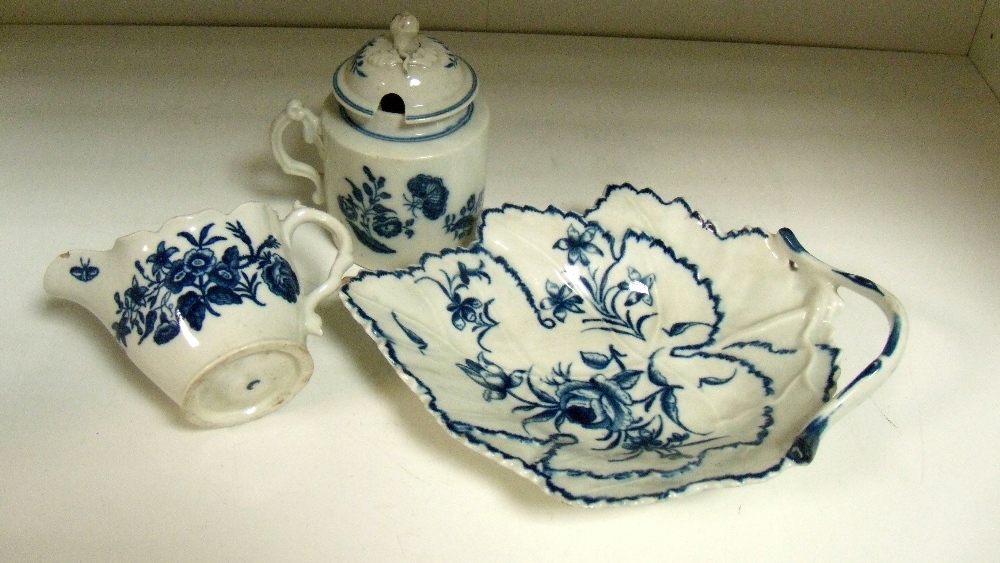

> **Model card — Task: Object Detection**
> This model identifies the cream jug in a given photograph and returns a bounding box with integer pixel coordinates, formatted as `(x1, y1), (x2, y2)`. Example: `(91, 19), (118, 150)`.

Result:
(272, 13), (489, 270)
(44, 203), (353, 427)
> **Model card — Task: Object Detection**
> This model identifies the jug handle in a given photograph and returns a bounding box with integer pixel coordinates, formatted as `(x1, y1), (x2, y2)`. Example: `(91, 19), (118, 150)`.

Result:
(281, 203), (354, 336)
(272, 100), (326, 206)
(779, 228), (908, 464)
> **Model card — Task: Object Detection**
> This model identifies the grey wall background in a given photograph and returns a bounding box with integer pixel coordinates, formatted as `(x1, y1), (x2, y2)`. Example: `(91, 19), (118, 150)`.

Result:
(4, 0), (999, 97)
(0, 1), (992, 55)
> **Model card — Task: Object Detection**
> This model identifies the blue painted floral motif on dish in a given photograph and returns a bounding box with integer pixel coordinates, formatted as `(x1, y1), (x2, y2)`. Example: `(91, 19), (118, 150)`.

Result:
(111, 222), (298, 346)
(393, 227), (778, 468)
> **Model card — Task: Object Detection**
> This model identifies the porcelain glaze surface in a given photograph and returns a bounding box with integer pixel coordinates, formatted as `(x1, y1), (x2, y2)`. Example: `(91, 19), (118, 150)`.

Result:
(341, 184), (907, 505)
(44, 203), (354, 427)
(272, 13), (488, 270)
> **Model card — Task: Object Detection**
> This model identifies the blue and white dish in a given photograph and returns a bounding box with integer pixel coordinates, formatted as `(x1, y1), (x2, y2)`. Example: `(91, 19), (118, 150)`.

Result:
(340, 184), (907, 505)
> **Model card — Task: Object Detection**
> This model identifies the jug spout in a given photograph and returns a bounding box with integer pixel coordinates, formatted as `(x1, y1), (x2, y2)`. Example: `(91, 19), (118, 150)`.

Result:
(44, 250), (116, 326)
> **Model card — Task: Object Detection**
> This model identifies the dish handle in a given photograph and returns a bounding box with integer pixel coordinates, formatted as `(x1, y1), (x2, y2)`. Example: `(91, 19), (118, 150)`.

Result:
(779, 228), (908, 464)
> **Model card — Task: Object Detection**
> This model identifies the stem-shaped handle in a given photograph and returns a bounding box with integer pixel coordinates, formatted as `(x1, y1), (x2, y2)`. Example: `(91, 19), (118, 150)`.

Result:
(281, 203), (354, 336)
(780, 228), (908, 464)
(271, 99), (326, 205)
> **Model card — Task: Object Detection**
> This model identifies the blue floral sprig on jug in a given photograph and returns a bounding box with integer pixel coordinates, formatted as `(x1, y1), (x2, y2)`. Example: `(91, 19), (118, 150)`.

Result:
(444, 192), (483, 241)
(338, 166), (415, 254)
(337, 166), (479, 254)
(111, 221), (299, 347)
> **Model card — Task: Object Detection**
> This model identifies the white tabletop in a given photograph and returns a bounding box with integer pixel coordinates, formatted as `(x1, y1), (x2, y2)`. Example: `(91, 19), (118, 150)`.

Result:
(3, 25), (998, 561)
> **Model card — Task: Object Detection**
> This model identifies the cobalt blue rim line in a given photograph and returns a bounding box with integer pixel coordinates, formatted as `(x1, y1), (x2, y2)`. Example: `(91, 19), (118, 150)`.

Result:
(338, 104), (475, 143)
(332, 56), (478, 121)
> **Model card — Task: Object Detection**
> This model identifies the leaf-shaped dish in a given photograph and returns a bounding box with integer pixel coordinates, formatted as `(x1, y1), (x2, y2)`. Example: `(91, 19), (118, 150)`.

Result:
(341, 184), (906, 505)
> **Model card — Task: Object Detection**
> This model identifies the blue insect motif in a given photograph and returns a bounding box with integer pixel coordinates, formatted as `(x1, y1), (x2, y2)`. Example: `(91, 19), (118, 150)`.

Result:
(70, 258), (100, 282)
(404, 174), (449, 221)
(338, 166), (414, 254)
